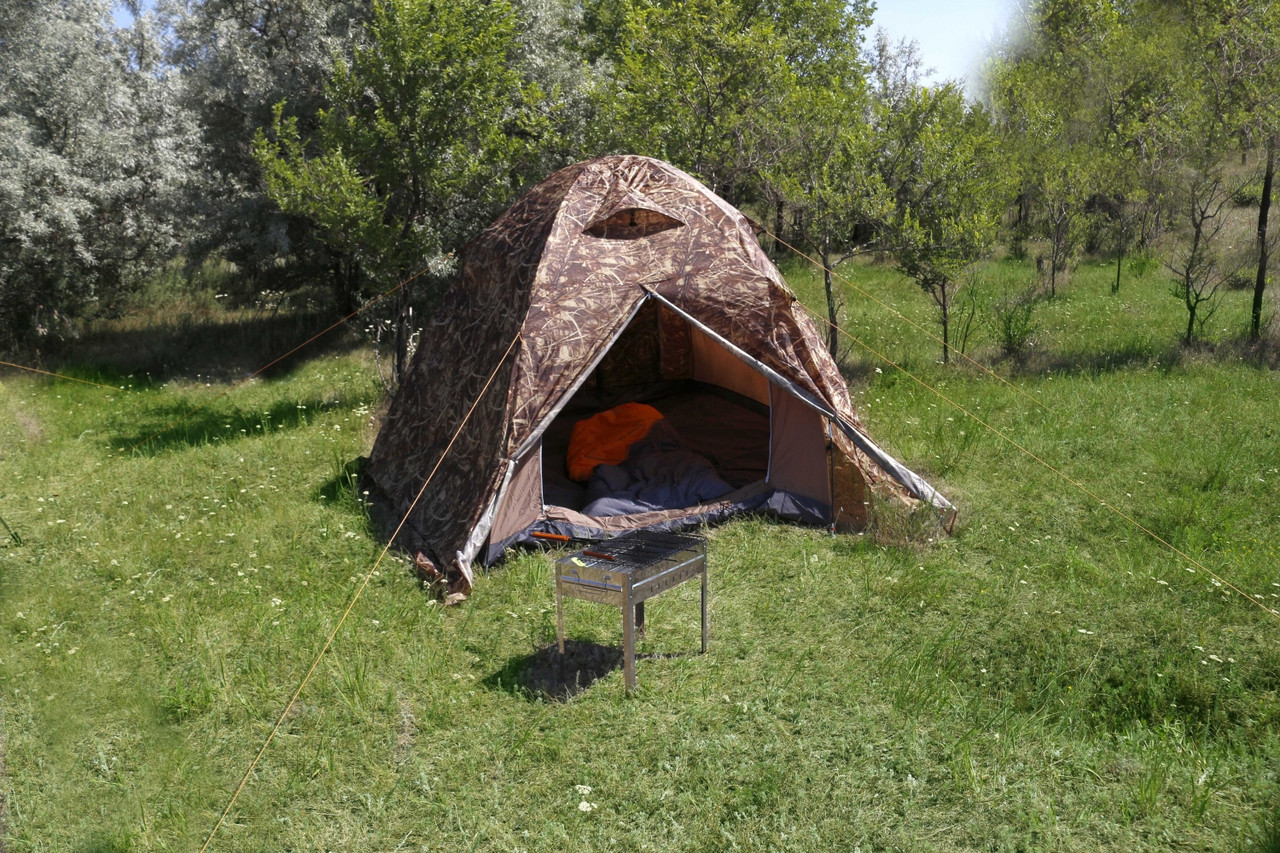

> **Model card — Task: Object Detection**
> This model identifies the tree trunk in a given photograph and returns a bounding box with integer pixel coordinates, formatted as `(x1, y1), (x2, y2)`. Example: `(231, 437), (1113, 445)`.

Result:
(1113, 218), (1126, 295)
(1184, 272), (1197, 347)
(940, 283), (951, 365)
(773, 197), (785, 260)
(1251, 143), (1274, 341)
(822, 241), (838, 359)
(394, 286), (411, 388)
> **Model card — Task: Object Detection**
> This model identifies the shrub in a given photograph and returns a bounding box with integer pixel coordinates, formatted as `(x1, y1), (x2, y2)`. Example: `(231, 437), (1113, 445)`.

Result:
(990, 285), (1039, 358)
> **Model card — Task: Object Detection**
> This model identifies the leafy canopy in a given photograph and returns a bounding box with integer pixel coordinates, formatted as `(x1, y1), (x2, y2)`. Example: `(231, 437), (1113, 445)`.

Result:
(254, 0), (537, 295)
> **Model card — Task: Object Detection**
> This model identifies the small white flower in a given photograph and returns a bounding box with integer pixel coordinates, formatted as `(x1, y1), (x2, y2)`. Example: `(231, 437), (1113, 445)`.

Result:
(578, 801), (596, 813)
(271, 597), (282, 607)
(575, 785), (592, 795)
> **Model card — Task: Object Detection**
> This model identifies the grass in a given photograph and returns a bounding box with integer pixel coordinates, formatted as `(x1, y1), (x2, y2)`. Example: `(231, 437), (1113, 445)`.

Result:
(1, 254), (1279, 851)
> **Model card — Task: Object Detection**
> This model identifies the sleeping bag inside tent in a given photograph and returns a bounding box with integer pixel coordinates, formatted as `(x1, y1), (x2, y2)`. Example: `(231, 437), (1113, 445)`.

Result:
(366, 154), (955, 593)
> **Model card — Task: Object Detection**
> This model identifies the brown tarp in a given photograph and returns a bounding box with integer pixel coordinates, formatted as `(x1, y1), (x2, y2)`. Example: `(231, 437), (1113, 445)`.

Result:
(367, 155), (954, 593)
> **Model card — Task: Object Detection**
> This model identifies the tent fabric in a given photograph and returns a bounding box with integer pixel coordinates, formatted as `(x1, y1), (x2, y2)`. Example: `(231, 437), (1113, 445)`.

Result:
(366, 155), (954, 593)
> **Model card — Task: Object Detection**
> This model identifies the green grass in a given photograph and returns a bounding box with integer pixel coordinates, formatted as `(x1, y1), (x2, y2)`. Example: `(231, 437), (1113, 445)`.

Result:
(2, 257), (1279, 851)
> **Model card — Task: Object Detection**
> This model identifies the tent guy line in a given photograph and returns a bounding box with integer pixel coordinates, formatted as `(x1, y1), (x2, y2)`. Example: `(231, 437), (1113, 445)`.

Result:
(0, 262), (436, 545)
(197, 332), (523, 853)
(0, 360), (129, 392)
(764, 231), (1055, 416)
(120, 272), (426, 458)
(5, 260), (435, 463)
(813, 307), (1279, 624)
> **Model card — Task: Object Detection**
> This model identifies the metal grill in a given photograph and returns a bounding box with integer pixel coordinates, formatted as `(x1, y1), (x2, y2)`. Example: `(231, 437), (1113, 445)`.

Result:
(555, 529), (708, 692)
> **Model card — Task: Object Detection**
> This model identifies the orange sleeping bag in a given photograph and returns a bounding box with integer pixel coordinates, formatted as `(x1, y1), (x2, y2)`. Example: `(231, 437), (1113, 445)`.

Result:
(566, 402), (665, 481)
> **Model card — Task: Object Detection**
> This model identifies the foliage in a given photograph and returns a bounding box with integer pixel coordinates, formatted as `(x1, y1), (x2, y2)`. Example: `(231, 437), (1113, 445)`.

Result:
(882, 85), (1008, 364)
(1183, 0), (1280, 340)
(507, 0), (608, 173)
(0, 0), (196, 352)
(160, 0), (369, 288)
(254, 0), (539, 380)
(985, 0), (1193, 299)
(592, 0), (871, 204)
(990, 284), (1040, 359)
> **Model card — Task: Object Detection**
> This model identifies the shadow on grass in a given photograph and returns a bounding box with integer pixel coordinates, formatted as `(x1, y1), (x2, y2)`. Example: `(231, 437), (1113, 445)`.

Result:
(836, 341), (1192, 387)
(64, 309), (364, 383)
(316, 457), (366, 505)
(105, 394), (374, 456)
(1016, 342), (1184, 378)
(484, 640), (626, 701)
(485, 640), (705, 701)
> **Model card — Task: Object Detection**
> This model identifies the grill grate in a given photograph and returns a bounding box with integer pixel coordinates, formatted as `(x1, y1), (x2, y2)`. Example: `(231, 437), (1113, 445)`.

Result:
(580, 530), (706, 571)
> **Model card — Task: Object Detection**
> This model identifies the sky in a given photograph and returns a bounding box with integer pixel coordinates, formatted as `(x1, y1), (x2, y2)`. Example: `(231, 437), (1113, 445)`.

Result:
(871, 0), (1019, 94)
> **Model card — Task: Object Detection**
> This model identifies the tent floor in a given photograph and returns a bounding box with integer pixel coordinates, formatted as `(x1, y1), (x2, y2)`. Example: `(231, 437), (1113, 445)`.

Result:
(541, 381), (770, 512)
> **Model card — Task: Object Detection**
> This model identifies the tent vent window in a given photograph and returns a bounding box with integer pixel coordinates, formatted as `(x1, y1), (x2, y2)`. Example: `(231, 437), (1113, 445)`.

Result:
(585, 207), (683, 240)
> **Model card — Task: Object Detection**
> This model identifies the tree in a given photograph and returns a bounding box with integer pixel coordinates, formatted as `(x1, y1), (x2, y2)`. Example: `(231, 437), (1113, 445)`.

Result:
(507, 0), (607, 173)
(1186, 0), (1280, 340)
(765, 30), (927, 358)
(1164, 165), (1245, 346)
(161, 0), (369, 291)
(0, 0), (196, 351)
(985, 0), (1182, 296)
(767, 91), (890, 358)
(254, 0), (537, 383)
(881, 85), (1007, 364)
(592, 0), (871, 205)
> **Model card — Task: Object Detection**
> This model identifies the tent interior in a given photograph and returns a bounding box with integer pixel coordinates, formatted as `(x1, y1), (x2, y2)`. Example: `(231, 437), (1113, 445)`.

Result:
(485, 296), (848, 559)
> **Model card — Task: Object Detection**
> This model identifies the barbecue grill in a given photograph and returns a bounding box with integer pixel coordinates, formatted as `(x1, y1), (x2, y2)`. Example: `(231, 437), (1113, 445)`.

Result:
(555, 530), (708, 692)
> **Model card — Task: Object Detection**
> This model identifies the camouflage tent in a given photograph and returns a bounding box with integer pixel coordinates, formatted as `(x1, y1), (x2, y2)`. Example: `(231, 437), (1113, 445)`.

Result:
(367, 155), (954, 593)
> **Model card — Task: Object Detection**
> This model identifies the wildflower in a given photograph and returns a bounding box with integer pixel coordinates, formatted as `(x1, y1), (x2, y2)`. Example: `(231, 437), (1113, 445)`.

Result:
(578, 801), (596, 813)
(575, 785), (592, 795)
(271, 597), (282, 607)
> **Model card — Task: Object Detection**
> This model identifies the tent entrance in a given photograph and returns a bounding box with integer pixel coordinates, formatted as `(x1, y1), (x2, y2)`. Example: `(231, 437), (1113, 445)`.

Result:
(484, 298), (840, 562)
(540, 380), (772, 513)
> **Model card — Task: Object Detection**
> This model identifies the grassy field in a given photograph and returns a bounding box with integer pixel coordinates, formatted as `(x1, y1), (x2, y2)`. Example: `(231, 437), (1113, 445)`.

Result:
(2, 255), (1279, 851)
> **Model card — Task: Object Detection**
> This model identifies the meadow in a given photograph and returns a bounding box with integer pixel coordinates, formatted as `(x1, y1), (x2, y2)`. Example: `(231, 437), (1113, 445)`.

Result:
(1, 254), (1278, 852)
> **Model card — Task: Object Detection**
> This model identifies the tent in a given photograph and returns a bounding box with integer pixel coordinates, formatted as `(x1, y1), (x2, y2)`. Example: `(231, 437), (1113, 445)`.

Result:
(366, 155), (954, 593)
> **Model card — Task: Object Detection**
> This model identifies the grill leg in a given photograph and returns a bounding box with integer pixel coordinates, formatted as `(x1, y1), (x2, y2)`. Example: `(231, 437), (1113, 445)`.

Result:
(556, 582), (565, 655)
(622, 598), (637, 693)
(700, 562), (709, 654)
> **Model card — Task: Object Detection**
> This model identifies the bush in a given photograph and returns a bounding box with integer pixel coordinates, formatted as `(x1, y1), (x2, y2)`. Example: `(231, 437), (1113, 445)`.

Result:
(1232, 176), (1265, 208)
(990, 285), (1039, 358)
(1127, 250), (1160, 278)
